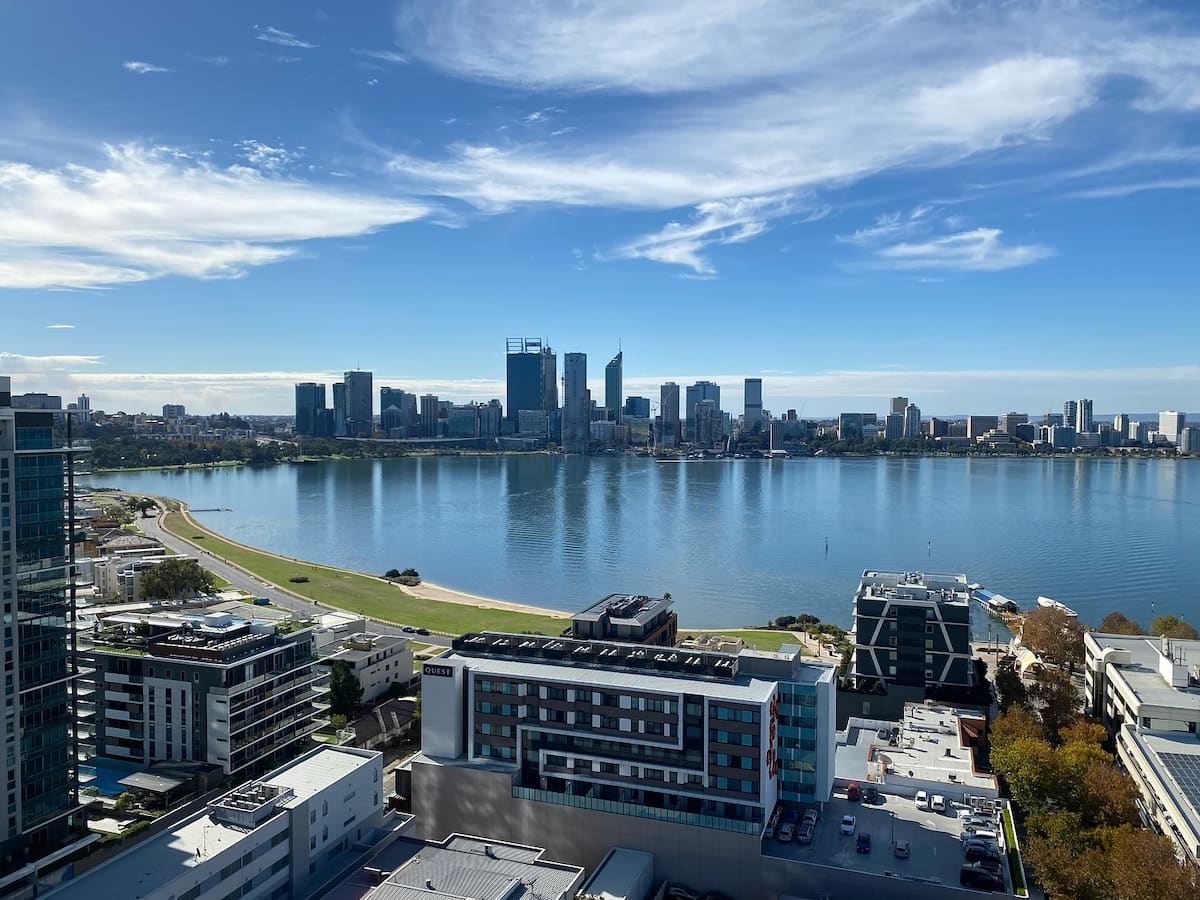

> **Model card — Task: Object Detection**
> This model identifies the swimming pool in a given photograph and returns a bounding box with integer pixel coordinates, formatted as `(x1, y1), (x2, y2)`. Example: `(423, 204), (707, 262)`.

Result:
(78, 757), (143, 797)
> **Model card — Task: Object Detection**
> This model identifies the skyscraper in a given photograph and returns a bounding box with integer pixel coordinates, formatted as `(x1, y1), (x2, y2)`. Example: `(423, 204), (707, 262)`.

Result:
(380, 387), (418, 432)
(420, 394), (440, 437)
(624, 396), (651, 419)
(0, 378), (83, 861)
(903, 403), (922, 438)
(889, 396), (909, 416)
(294, 382), (327, 437)
(605, 351), (623, 423)
(1075, 398), (1094, 434)
(1063, 401), (1077, 432)
(1000, 412), (1028, 435)
(562, 353), (589, 454)
(659, 382), (680, 447)
(332, 382), (347, 438)
(685, 381), (721, 441)
(743, 378), (763, 433)
(1159, 411), (1186, 446)
(541, 345), (558, 413)
(506, 339), (547, 425)
(344, 371), (373, 438)
(1113, 414), (1130, 443)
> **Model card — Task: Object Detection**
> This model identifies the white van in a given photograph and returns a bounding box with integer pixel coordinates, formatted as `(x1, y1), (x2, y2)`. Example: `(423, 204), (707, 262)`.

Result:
(915, 790), (929, 810)
(931, 795), (947, 813)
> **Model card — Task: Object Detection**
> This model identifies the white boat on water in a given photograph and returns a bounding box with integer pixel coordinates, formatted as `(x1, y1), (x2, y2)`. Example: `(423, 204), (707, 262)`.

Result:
(1036, 596), (1078, 618)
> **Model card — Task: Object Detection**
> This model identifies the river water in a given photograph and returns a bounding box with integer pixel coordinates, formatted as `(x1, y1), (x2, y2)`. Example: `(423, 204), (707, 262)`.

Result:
(90, 455), (1199, 630)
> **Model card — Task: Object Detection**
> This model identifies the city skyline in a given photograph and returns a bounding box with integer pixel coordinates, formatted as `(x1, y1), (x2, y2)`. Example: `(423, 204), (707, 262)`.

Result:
(4, 3), (1200, 414)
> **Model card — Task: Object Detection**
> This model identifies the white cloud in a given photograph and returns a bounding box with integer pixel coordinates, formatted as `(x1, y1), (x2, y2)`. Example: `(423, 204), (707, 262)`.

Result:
(254, 25), (317, 49)
(0, 143), (429, 289)
(1070, 177), (1200, 199)
(198, 56), (229, 67)
(870, 228), (1054, 272)
(236, 139), (298, 172)
(45, 323), (76, 329)
(351, 48), (408, 64)
(123, 61), (171, 75)
(614, 194), (799, 275)
(366, 78), (379, 87)
(0, 351), (102, 370)
(381, 2), (1200, 271)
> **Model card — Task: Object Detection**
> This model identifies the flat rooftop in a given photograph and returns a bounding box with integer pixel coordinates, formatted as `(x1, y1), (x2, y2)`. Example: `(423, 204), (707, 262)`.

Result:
(441, 650), (778, 703)
(857, 570), (971, 606)
(1129, 727), (1200, 852)
(323, 633), (409, 665)
(1087, 633), (1200, 715)
(347, 835), (583, 900)
(837, 704), (996, 793)
(573, 593), (672, 626)
(47, 747), (379, 900)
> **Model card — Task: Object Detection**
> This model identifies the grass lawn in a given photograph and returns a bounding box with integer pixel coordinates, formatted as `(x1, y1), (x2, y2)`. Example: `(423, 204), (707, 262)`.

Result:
(160, 509), (567, 636)
(680, 629), (804, 652)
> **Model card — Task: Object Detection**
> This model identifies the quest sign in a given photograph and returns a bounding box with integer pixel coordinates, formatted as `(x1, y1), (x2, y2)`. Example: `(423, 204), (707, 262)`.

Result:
(423, 663), (454, 678)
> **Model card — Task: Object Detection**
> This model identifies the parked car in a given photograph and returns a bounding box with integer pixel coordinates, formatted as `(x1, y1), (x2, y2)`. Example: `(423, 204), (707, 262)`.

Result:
(856, 832), (872, 853)
(764, 806), (782, 839)
(961, 815), (994, 829)
(415, 627), (430, 635)
(862, 785), (880, 804)
(915, 790), (929, 810)
(402, 625), (416, 633)
(960, 863), (1005, 891)
(802, 808), (819, 827)
(965, 844), (1002, 863)
(931, 794), (947, 813)
(893, 840), (910, 859)
(961, 830), (999, 844)
(845, 781), (861, 801)
(797, 822), (815, 844)
(839, 815), (856, 835)
(778, 820), (796, 843)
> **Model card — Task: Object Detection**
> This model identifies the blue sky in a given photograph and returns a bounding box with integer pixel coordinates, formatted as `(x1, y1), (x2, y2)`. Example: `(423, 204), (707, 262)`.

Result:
(2, 1), (1199, 416)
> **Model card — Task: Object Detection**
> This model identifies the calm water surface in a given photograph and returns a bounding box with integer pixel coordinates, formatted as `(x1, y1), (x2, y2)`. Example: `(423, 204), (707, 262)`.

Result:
(92, 456), (1199, 629)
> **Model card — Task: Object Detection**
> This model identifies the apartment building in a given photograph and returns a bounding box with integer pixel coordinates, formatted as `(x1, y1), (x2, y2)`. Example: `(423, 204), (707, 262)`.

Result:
(318, 632), (413, 704)
(850, 570), (974, 693)
(46, 746), (387, 900)
(413, 630), (835, 881)
(1084, 632), (1200, 864)
(570, 593), (678, 647)
(79, 611), (329, 777)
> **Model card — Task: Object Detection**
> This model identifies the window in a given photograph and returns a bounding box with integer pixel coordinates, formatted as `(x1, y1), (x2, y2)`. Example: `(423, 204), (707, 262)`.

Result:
(598, 762), (619, 775)
(643, 768), (664, 781)
(889, 666), (896, 675)
(888, 636), (897, 646)
(925, 670), (934, 679)
(926, 624), (934, 633)
(546, 686), (567, 701)
(925, 639), (934, 649)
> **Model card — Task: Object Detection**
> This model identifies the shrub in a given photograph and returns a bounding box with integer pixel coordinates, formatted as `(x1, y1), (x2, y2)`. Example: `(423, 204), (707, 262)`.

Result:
(288, 575), (310, 583)
(384, 568), (401, 579)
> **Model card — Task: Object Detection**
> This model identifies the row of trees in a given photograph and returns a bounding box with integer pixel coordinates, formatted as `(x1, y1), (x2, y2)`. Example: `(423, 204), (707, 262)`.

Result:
(1099, 611), (1199, 640)
(991, 704), (1197, 898)
(91, 437), (283, 469)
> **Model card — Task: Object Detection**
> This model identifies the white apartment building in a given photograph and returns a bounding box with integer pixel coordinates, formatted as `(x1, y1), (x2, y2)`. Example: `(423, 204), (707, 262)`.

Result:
(319, 633), (413, 703)
(1084, 632), (1200, 864)
(46, 746), (387, 900)
(1158, 410), (1186, 446)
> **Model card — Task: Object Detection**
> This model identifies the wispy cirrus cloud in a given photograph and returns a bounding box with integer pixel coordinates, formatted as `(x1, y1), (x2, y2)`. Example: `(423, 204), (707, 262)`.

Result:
(123, 61), (171, 75)
(351, 48), (407, 65)
(197, 55), (229, 67)
(0, 143), (429, 289)
(869, 228), (1054, 272)
(383, 1), (1200, 272)
(254, 25), (317, 49)
(45, 324), (76, 329)
(614, 194), (823, 275)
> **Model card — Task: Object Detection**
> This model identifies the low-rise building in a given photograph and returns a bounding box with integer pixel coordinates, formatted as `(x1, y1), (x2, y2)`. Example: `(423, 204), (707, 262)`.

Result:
(46, 746), (388, 900)
(319, 633), (413, 704)
(1084, 632), (1200, 864)
(570, 594), (678, 647)
(79, 611), (329, 776)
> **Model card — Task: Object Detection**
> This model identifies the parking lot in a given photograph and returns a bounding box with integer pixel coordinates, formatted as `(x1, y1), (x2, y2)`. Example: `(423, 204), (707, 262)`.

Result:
(763, 792), (1008, 893)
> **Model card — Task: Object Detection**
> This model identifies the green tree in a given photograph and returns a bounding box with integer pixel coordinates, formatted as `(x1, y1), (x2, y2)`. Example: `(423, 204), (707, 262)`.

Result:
(774, 615), (797, 628)
(329, 660), (363, 717)
(1020, 606), (1086, 670)
(1030, 667), (1082, 738)
(1099, 611), (1143, 635)
(1105, 826), (1199, 900)
(114, 792), (135, 812)
(384, 569), (401, 579)
(994, 659), (1028, 713)
(139, 558), (215, 600)
(989, 706), (1045, 752)
(1148, 615), (1199, 640)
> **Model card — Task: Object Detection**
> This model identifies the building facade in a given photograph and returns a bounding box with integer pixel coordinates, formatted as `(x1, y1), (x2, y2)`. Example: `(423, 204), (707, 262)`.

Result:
(0, 379), (83, 862)
(79, 612), (328, 776)
(659, 382), (680, 447)
(506, 339), (552, 425)
(344, 371), (374, 438)
(1075, 398), (1094, 434)
(47, 746), (386, 900)
(569, 594), (678, 647)
(889, 396), (908, 416)
(332, 382), (348, 438)
(685, 382), (721, 442)
(850, 570), (974, 692)
(743, 379), (763, 434)
(562, 353), (589, 454)
(417, 631), (836, 838)
(604, 351), (623, 424)
(1084, 633), (1200, 865)
(320, 633), (413, 705)
(1159, 410), (1186, 446)
(966, 416), (998, 440)
(294, 382), (327, 437)
(902, 403), (922, 439)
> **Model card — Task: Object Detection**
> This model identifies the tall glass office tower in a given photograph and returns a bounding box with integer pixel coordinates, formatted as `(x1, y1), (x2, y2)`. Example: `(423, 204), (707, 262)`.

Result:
(604, 351), (623, 423)
(0, 377), (84, 864)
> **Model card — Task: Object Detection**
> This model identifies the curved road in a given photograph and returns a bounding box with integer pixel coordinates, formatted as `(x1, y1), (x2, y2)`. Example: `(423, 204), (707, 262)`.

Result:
(136, 508), (452, 648)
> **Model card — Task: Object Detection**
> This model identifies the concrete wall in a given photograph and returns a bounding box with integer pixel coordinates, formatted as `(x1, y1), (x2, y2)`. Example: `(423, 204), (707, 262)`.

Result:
(414, 760), (981, 900)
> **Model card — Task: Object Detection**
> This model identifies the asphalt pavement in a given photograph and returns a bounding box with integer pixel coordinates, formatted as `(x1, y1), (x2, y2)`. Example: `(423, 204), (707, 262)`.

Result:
(137, 508), (451, 648)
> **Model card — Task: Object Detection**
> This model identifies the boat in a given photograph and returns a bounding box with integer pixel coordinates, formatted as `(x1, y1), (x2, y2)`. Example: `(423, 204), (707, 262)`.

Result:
(1036, 596), (1078, 618)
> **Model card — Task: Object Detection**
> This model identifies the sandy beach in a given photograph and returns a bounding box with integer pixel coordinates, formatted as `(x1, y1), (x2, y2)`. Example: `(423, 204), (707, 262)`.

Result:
(399, 579), (569, 619)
